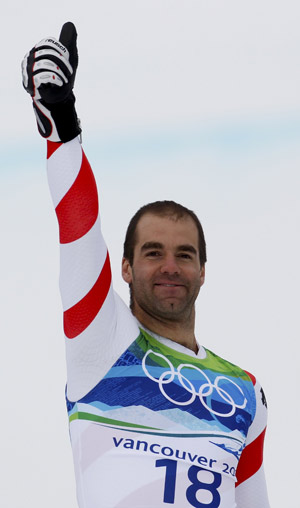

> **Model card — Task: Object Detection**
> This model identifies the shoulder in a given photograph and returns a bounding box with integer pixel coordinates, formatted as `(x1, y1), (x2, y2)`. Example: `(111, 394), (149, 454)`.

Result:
(203, 347), (268, 424)
(203, 346), (258, 388)
(204, 348), (269, 453)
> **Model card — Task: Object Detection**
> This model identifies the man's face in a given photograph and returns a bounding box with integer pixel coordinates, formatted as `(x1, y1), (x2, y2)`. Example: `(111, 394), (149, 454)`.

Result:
(122, 213), (205, 323)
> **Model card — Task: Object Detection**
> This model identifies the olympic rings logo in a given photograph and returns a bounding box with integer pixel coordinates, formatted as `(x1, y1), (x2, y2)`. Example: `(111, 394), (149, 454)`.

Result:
(142, 350), (247, 418)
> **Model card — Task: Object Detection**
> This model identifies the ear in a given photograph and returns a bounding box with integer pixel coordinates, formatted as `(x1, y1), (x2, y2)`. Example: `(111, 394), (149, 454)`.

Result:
(200, 265), (205, 287)
(122, 257), (133, 284)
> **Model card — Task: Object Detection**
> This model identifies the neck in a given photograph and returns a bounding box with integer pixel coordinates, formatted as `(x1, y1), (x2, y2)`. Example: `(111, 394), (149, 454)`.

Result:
(133, 306), (198, 354)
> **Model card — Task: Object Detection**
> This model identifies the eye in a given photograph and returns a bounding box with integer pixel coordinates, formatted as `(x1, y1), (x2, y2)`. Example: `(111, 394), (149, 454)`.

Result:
(178, 253), (192, 259)
(146, 250), (161, 257)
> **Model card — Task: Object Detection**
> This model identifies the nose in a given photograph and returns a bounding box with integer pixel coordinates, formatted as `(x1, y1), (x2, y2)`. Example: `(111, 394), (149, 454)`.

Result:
(160, 254), (180, 275)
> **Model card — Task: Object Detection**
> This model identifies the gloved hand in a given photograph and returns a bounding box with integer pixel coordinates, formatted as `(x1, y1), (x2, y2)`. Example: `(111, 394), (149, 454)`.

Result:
(22, 22), (81, 142)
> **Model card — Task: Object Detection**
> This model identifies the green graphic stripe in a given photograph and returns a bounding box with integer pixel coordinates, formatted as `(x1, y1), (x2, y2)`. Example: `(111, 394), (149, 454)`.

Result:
(99, 424), (244, 444)
(70, 412), (243, 444)
(138, 329), (250, 380)
(69, 412), (160, 431)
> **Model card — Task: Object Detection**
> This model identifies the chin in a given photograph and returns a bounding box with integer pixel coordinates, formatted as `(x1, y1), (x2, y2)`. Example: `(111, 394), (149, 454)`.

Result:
(154, 304), (188, 320)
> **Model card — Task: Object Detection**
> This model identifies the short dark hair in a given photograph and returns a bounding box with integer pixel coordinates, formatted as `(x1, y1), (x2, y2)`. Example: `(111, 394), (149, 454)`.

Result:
(123, 200), (207, 266)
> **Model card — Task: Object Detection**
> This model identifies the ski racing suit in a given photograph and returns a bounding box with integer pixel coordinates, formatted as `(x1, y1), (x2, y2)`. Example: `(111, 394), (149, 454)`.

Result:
(47, 136), (270, 508)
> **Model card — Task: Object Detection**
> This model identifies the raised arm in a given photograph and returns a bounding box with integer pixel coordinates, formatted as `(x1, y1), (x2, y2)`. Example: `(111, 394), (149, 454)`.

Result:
(22, 23), (139, 402)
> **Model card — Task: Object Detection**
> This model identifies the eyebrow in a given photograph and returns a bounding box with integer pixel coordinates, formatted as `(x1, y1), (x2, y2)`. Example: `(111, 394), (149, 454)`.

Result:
(177, 244), (197, 255)
(141, 242), (197, 255)
(141, 242), (164, 251)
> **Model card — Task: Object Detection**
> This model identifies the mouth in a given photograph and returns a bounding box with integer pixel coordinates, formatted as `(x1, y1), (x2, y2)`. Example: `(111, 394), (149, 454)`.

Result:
(154, 283), (184, 288)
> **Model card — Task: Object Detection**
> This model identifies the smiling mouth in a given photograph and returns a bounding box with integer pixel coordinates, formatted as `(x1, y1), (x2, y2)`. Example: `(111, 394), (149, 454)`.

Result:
(154, 283), (183, 287)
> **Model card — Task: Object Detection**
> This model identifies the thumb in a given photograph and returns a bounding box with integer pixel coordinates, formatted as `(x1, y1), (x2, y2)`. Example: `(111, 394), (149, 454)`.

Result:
(59, 22), (78, 71)
(59, 22), (77, 51)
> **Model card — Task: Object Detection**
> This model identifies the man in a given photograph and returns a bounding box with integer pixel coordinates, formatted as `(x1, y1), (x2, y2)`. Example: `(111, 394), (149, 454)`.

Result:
(22, 22), (270, 508)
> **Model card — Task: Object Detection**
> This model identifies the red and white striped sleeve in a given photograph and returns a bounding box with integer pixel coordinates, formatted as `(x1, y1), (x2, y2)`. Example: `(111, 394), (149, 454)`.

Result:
(46, 137), (139, 402)
(235, 372), (270, 508)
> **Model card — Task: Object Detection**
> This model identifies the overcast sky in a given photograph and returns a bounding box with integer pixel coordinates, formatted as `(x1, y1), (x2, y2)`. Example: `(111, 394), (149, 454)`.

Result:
(2, 1), (300, 507)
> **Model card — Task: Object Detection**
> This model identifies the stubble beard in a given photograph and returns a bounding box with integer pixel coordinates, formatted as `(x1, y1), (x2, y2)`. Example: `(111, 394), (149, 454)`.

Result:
(130, 274), (200, 324)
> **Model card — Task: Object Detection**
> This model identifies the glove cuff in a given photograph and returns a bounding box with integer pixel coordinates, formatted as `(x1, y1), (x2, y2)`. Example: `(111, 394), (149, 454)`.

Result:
(33, 93), (81, 143)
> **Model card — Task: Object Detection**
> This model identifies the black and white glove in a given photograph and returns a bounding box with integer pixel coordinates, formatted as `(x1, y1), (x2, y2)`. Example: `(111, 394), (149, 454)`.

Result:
(22, 22), (81, 142)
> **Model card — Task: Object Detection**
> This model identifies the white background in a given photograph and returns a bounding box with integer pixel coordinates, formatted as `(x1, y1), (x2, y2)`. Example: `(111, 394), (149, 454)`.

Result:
(1, 1), (300, 506)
